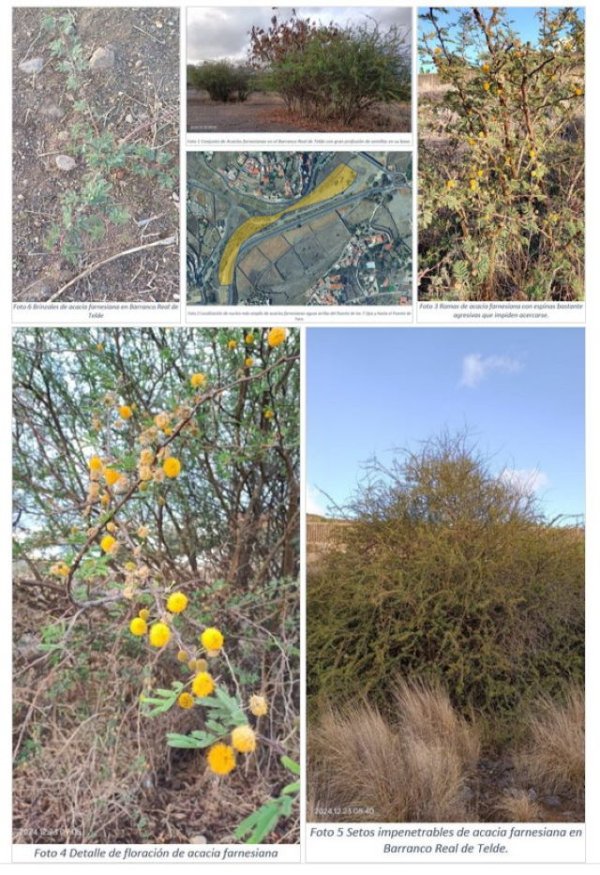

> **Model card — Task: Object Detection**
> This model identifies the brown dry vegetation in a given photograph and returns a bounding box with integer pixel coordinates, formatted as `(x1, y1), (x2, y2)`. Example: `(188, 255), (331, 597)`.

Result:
(309, 681), (480, 823)
(309, 682), (584, 824)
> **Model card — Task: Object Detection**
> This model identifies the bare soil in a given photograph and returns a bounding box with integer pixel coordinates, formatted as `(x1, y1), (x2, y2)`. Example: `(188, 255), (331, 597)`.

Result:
(13, 8), (180, 303)
(187, 89), (411, 134)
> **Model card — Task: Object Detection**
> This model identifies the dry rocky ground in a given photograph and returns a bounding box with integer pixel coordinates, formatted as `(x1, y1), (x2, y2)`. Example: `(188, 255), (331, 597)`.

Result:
(13, 8), (180, 303)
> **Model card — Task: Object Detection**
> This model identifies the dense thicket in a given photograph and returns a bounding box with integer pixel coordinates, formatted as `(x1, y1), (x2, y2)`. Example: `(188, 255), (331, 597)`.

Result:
(308, 435), (584, 717)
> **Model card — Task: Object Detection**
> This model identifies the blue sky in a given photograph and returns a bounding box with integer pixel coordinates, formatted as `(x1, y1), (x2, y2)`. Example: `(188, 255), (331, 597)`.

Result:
(419, 7), (585, 72)
(307, 328), (585, 523)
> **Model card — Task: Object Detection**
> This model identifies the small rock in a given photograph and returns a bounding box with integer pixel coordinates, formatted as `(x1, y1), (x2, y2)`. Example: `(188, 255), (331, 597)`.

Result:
(125, 113), (133, 123)
(155, 20), (163, 29)
(189, 836), (207, 844)
(55, 154), (76, 172)
(89, 46), (115, 72)
(40, 102), (64, 120)
(19, 57), (44, 74)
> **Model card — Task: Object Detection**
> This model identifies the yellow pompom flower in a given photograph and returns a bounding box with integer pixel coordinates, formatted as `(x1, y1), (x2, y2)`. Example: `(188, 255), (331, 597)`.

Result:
(106, 521), (118, 533)
(267, 327), (287, 348)
(138, 608), (150, 621)
(100, 534), (117, 553)
(195, 658), (208, 673)
(227, 339), (238, 350)
(100, 492), (110, 507)
(529, 148), (537, 160)
(187, 658), (198, 671)
(89, 455), (103, 473)
(469, 178), (479, 192)
(200, 627), (224, 652)
(249, 694), (268, 717)
(104, 468), (121, 487)
(244, 357), (254, 367)
(149, 622), (171, 648)
(166, 592), (188, 614)
(177, 692), (195, 710)
(483, 81), (491, 91)
(264, 408), (274, 420)
(154, 412), (170, 430)
(245, 333), (254, 344)
(231, 725), (257, 754)
(163, 457), (182, 478)
(190, 372), (206, 388)
(119, 405), (133, 420)
(177, 650), (188, 663)
(446, 179), (457, 190)
(129, 617), (147, 636)
(139, 449), (154, 466)
(50, 561), (70, 577)
(137, 525), (149, 538)
(482, 62), (490, 73)
(207, 743), (236, 776)
(192, 671), (215, 697)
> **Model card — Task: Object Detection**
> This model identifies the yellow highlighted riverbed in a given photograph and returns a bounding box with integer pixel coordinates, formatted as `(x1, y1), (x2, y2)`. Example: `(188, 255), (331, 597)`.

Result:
(218, 163), (357, 285)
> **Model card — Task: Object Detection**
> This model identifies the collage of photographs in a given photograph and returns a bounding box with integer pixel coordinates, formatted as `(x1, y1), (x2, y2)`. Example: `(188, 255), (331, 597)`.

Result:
(7, 1), (596, 871)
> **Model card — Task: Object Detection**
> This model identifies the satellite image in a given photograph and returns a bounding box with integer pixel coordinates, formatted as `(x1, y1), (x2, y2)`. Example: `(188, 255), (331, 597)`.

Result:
(187, 151), (412, 305)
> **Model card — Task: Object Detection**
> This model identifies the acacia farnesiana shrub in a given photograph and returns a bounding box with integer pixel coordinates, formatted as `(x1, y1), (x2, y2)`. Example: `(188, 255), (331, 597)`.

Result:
(249, 12), (410, 124)
(188, 61), (254, 103)
(308, 435), (584, 718)
(419, 7), (584, 301)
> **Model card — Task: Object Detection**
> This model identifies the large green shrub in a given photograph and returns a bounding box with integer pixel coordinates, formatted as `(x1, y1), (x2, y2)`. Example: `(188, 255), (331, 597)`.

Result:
(250, 14), (410, 124)
(188, 61), (253, 102)
(308, 435), (584, 717)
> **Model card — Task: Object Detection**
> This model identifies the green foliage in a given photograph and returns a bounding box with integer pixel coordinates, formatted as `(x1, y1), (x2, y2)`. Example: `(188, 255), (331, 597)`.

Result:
(308, 434), (584, 719)
(188, 61), (254, 103)
(249, 13), (409, 124)
(140, 682), (184, 717)
(234, 757), (300, 844)
(419, 7), (584, 300)
(166, 688), (248, 748)
(40, 13), (177, 266)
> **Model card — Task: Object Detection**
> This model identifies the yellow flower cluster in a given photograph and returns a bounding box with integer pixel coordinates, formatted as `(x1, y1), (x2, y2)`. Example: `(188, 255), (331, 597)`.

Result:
(166, 591), (188, 614)
(200, 627), (224, 652)
(267, 327), (287, 348)
(190, 372), (206, 389)
(207, 743), (236, 775)
(249, 694), (268, 717)
(192, 671), (215, 697)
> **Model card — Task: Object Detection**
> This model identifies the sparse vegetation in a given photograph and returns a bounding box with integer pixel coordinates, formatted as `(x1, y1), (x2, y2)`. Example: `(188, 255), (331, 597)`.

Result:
(418, 7), (584, 300)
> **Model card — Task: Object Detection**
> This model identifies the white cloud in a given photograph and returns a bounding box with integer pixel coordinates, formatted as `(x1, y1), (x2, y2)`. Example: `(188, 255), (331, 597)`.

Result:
(307, 484), (328, 516)
(501, 468), (550, 495)
(460, 353), (522, 388)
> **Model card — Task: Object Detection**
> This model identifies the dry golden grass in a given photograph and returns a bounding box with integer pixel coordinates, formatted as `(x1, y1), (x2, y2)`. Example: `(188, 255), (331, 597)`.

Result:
(309, 680), (480, 822)
(393, 679), (480, 770)
(515, 686), (584, 802)
(494, 790), (543, 823)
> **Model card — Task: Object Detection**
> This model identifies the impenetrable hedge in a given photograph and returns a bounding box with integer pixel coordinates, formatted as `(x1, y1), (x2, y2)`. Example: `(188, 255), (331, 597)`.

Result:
(308, 435), (584, 718)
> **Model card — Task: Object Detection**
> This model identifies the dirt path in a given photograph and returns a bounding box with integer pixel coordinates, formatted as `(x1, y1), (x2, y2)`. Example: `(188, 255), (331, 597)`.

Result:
(187, 90), (411, 134)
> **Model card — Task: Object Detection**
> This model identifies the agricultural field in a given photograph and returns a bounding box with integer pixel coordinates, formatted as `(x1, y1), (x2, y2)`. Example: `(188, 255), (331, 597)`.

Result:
(187, 8), (411, 134)
(418, 7), (584, 301)
(13, 328), (300, 844)
(13, 8), (179, 303)
(187, 151), (412, 306)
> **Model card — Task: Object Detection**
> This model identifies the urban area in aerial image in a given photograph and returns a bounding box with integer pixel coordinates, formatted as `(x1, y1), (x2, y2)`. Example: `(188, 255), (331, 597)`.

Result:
(187, 151), (412, 306)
